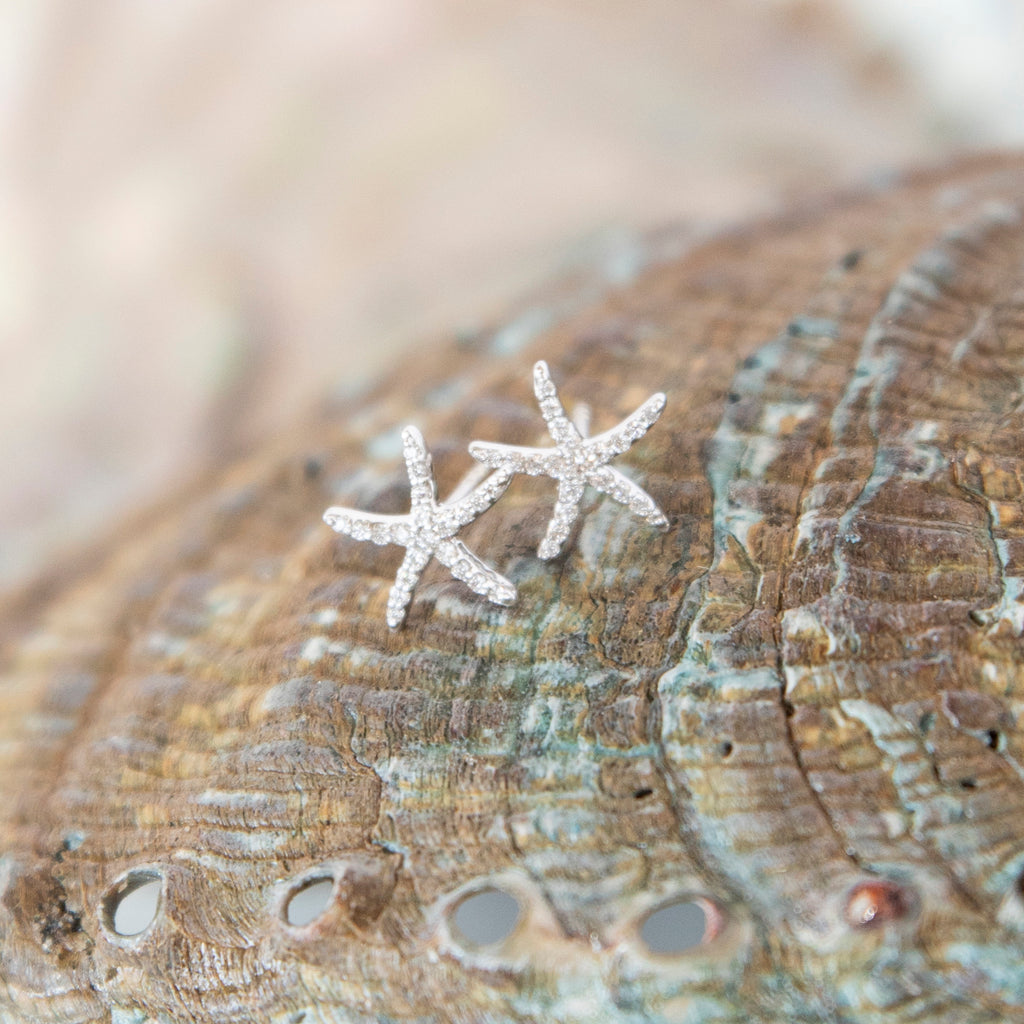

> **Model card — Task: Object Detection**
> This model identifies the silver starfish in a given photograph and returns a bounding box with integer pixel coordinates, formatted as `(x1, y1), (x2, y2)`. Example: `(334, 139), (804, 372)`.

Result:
(323, 426), (516, 628)
(469, 360), (668, 559)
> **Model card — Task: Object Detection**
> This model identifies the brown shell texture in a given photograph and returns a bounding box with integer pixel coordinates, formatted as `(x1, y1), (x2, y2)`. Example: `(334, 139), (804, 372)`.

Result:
(6, 153), (1024, 1024)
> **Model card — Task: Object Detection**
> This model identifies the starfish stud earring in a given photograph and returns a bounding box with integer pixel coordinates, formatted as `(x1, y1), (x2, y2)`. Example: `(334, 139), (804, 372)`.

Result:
(469, 360), (668, 559)
(324, 426), (516, 627)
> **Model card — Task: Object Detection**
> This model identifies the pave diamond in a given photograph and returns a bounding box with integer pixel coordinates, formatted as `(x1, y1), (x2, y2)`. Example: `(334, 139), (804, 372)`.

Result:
(469, 360), (667, 559)
(324, 426), (515, 628)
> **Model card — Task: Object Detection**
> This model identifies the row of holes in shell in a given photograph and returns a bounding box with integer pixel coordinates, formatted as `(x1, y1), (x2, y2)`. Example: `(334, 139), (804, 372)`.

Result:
(102, 868), (724, 956)
(103, 867), (913, 957)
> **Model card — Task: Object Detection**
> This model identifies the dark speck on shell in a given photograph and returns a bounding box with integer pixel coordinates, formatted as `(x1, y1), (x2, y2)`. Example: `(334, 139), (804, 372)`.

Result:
(5, 154), (1024, 1022)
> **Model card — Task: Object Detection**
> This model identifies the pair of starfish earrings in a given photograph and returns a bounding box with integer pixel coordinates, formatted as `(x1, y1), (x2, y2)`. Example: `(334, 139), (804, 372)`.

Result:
(323, 361), (668, 627)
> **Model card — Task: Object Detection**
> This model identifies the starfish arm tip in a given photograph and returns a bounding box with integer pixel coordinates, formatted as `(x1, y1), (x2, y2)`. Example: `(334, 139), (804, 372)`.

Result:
(468, 442), (497, 462)
(386, 587), (413, 628)
(401, 424), (433, 468)
(385, 593), (406, 627)
(537, 538), (562, 560)
(468, 441), (505, 467)
(323, 507), (363, 537)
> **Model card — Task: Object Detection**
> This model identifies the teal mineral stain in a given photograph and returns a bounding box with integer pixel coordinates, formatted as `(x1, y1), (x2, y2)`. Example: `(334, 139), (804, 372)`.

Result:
(490, 308), (553, 357)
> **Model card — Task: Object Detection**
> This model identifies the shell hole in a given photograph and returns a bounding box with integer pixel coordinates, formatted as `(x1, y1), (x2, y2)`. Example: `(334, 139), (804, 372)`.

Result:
(450, 888), (522, 948)
(104, 871), (162, 937)
(986, 730), (1000, 750)
(633, 788), (654, 800)
(285, 877), (335, 927)
(640, 898), (720, 955)
(719, 740), (734, 758)
(844, 880), (910, 928)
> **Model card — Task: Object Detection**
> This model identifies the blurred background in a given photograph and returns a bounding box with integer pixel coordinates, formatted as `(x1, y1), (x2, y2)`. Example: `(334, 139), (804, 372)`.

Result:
(1, 0), (1023, 591)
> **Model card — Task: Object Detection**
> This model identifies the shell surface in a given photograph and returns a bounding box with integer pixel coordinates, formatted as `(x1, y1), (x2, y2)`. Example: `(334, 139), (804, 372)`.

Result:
(4, 155), (1024, 1022)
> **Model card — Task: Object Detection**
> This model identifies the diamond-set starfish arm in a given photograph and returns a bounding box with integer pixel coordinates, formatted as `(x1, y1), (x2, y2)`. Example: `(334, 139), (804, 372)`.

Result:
(386, 545), (432, 628)
(468, 360), (668, 559)
(586, 465), (668, 527)
(540, 478), (587, 560)
(435, 539), (517, 605)
(588, 391), (667, 460)
(533, 360), (583, 447)
(467, 441), (565, 480)
(442, 465), (518, 530)
(401, 426), (439, 508)
(323, 425), (516, 628)
(321, 508), (411, 547)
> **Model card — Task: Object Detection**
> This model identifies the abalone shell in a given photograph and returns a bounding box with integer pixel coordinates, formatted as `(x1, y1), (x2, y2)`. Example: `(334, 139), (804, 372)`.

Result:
(4, 153), (1024, 1023)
